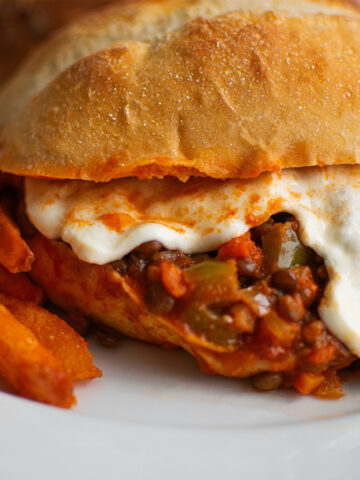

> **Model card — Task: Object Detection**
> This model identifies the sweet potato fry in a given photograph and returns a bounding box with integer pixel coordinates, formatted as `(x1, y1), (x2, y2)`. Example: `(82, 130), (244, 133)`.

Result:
(0, 207), (34, 273)
(0, 303), (75, 407)
(0, 294), (102, 381)
(0, 265), (43, 304)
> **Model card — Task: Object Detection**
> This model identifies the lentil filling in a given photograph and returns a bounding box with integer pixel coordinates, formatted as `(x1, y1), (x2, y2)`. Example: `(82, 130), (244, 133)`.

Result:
(112, 213), (355, 398)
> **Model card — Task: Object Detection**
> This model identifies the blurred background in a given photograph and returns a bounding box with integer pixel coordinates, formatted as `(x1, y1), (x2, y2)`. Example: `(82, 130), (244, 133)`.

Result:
(0, 0), (119, 84)
(0, 0), (359, 86)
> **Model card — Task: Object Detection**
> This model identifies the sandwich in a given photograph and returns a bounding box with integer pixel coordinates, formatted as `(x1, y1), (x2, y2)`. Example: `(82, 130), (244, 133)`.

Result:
(1, 0), (360, 397)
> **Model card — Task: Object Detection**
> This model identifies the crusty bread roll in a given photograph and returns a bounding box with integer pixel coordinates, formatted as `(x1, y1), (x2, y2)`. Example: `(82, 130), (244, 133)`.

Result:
(1, 0), (360, 181)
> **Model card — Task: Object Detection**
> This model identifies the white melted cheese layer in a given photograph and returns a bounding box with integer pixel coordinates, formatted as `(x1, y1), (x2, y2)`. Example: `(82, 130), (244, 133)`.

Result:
(25, 165), (360, 355)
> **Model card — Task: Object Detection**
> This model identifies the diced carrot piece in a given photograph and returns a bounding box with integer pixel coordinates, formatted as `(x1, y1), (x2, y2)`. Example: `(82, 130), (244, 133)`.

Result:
(294, 372), (324, 395)
(0, 294), (102, 381)
(160, 261), (187, 298)
(314, 371), (344, 399)
(218, 232), (262, 262)
(0, 207), (34, 273)
(306, 344), (336, 365)
(0, 265), (43, 304)
(0, 303), (75, 407)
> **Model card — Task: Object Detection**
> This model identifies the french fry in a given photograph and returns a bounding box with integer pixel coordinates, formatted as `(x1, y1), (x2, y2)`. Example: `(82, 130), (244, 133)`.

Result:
(0, 207), (34, 273)
(0, 294), (102, 381)
(0, 265), (43, 304)
(0, 303), (75, 407)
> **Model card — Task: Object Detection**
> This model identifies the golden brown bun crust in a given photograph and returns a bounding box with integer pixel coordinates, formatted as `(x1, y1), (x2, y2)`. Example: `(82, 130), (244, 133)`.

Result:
(1, 0), (360, 180)
(28, 234), (298, 378)
(1, 0), (355, 128)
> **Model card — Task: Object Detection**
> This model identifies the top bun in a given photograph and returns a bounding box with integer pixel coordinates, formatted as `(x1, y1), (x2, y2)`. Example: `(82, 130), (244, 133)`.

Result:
(0, 0), (360, 181)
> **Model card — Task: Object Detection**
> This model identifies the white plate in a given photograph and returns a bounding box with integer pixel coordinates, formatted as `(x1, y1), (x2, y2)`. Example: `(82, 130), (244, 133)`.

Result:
(1, 338), (360, 479)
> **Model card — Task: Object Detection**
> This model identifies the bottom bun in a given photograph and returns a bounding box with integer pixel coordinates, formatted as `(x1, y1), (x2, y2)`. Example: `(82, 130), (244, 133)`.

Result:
(28, 233), (353, 388)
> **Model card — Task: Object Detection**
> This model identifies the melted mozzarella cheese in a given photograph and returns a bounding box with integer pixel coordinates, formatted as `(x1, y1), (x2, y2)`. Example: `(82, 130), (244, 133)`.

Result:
(25, 165), (360, 355)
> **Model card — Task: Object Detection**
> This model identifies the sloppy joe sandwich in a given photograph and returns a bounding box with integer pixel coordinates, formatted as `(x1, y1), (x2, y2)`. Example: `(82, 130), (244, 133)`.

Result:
(2, 0), (360, 396)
